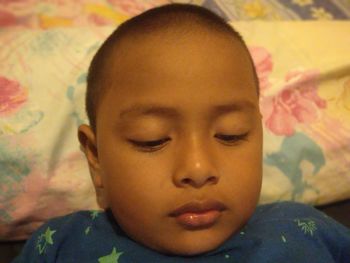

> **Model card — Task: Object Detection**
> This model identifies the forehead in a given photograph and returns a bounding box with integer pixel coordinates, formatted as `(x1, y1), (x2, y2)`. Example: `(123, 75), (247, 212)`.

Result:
(115, 30), (250, 70)
(112, 31), (253, 81)
(97, 30), (257, 118)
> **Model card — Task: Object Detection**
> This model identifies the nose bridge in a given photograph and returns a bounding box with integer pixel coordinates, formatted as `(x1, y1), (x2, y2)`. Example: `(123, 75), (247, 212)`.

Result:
(188, 134), (211, 171)
(173, 132), (219, 188)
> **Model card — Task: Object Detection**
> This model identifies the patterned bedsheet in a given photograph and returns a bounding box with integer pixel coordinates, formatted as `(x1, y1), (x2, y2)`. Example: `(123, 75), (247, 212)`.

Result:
(0, 0), (349, 29)
(0, 0), (349, 241)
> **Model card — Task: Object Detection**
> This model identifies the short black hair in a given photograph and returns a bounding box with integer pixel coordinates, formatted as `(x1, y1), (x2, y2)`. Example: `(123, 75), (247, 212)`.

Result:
(86, 3), (259, 131)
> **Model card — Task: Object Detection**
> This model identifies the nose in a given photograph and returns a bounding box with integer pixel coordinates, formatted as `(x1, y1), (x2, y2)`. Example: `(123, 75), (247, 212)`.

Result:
(172, 136), (219, 188)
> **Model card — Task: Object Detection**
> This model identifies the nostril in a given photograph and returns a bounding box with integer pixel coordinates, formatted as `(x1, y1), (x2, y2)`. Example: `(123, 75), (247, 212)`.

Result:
(181, 178), (192, 185)
(208, 176), (218, 184)
(180, 175), (218, 186)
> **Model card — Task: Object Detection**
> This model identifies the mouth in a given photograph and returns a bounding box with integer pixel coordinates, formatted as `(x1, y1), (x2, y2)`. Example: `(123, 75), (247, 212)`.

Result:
(169, 200), (227, 230)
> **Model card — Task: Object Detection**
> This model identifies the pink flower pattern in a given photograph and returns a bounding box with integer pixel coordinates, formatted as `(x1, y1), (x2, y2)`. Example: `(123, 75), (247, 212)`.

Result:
(249, 47), (327, 136)
(108, 0), (168, 16)
(249, 46), (273, 92)
(0, 9), (17, 27)
(0, 76), (28, 117)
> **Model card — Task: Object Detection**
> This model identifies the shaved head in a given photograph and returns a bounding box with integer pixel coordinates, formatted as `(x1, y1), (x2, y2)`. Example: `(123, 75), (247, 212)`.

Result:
(86, 3), (258, 131)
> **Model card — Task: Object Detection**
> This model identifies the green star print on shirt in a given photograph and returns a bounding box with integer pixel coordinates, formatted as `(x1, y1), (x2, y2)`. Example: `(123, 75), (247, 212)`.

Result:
(98, 247), (123, 263)
(36, 227), (56, 254)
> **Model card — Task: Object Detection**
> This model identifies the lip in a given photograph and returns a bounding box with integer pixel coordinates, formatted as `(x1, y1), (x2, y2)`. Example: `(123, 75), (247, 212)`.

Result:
(169, 200), (227, 230)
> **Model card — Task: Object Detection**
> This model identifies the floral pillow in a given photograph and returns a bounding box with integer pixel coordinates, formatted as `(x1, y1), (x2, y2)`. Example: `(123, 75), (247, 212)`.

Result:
(1, 22), (349, 240)
(242, 22), (350, 204)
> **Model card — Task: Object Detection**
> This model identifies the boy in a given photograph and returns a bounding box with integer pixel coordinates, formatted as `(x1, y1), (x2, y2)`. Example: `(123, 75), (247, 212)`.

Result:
(13, 4), (350, 262)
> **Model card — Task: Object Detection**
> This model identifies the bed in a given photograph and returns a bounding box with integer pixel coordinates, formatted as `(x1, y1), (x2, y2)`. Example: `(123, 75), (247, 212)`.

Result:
(1, 1), (349, 262)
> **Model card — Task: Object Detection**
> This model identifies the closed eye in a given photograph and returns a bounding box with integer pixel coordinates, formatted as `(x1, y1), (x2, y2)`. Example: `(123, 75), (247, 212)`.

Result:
(128, 138), (170, 151)
(215, 133), (248, 144)
(128, 133), (248, 151)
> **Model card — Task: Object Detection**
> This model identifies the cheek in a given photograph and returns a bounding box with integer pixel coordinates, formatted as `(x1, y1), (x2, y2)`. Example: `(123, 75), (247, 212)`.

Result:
(220, 133), (263, 204)
(98, 144), (171, 216)
(221, 154), (261, 200)
(100, 149), (170, 193)
(100, 152), (153, 200)
(99, 151), (173, 250)
(100, 155), (161, 236)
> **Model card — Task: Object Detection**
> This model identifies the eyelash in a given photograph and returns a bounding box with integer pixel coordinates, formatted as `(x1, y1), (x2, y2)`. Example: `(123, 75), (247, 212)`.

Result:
(129, 133), (248, 152)
(214, 133), (248, 144)
(128, 138), (170, 152)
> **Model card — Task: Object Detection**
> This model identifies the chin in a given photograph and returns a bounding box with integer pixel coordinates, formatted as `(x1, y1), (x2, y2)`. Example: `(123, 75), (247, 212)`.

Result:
(162, 239), (223, 257)
(155, 230), (231, 257)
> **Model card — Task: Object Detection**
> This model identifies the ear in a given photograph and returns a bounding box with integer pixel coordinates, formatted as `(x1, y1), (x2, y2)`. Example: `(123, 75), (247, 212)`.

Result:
(78, 124), (108, 209)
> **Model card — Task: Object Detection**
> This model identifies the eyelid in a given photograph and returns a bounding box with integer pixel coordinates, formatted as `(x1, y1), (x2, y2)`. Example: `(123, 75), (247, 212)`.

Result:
(215, 133), (248, 143)
(128, 132), (248, 151)
(128, 138), (171, 151)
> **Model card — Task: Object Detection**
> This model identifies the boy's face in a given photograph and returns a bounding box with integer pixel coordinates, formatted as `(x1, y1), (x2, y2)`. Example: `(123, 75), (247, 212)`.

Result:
(79, 32), (262, 256)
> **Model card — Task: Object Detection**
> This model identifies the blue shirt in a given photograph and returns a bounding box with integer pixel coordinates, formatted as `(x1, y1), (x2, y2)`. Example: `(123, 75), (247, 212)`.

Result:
(13, 202), (350, 262)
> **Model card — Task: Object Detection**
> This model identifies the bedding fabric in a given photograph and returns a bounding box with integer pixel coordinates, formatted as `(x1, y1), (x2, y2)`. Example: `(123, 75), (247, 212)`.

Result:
(0, 0), (350, 29)
(0, 21), (349, 241)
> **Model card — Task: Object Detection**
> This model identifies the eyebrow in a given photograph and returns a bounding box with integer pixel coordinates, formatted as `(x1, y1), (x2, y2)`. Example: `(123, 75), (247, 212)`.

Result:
(212, 101), (256, 116)
(119, 104), (179, 120)
(119, 100), (256, 120)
